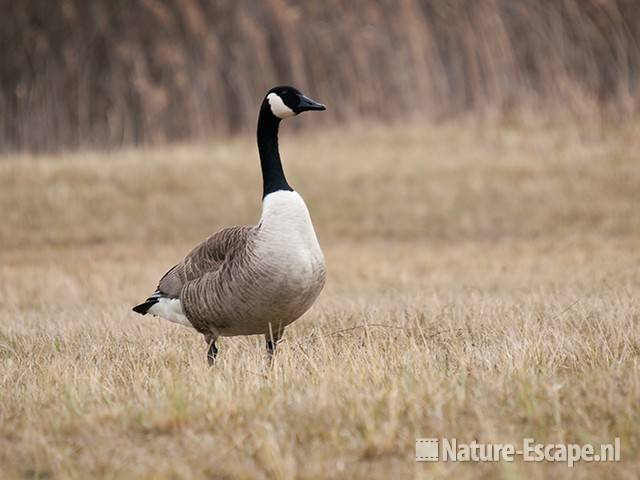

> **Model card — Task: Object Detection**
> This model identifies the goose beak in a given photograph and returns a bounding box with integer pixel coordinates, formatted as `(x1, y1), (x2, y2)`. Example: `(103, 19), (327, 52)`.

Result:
(295, 94), (326, 113)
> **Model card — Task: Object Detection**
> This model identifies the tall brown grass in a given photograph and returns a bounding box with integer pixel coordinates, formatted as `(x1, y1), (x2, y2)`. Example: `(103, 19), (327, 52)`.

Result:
(1, 122), (638, 478)
(1, 0), (639, 151)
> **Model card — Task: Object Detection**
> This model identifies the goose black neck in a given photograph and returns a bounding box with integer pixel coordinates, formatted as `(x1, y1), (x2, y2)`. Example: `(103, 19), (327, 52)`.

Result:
(257, 103), (292, 198)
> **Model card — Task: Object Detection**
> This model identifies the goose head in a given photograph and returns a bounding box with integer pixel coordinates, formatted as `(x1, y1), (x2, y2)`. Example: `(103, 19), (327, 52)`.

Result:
(264, 86), (326, 120)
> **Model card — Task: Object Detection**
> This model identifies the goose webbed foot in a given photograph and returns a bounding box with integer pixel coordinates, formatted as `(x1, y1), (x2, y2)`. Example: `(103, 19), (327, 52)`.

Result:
(205, 335), (218, 366)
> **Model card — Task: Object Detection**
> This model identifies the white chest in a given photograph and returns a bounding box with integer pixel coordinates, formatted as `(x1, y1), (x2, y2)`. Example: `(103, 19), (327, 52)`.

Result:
(256, 191), (325, 282)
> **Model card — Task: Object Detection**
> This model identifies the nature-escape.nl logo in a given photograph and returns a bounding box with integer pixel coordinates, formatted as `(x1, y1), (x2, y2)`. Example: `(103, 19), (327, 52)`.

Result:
(416, 438), (621, 467)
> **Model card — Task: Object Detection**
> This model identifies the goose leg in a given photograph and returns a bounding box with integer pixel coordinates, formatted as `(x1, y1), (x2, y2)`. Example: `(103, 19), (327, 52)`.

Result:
(266, 337), (277, 356)
(205, 334), (218, 366)
(265, 327), (283, 358)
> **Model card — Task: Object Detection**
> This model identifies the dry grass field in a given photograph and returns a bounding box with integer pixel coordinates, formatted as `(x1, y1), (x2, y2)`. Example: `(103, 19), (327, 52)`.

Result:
(0, 121), (639, 479)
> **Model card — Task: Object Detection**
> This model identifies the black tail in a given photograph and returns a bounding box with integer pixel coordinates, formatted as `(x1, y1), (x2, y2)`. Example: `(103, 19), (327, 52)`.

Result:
(133, 289), (163, 315)
(132, 298), (158, 315)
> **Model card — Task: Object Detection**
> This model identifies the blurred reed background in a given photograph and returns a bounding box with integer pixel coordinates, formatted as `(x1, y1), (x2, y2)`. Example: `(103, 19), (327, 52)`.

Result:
(1, 0), (639, 151)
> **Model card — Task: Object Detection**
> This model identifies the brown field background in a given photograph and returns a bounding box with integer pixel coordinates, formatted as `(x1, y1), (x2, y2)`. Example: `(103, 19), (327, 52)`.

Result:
(1, 1), (640, 479)
(1, 122), (639, 478)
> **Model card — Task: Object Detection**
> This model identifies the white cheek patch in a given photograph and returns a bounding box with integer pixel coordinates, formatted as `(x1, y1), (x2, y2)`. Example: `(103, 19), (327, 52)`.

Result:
(267, 93), (296, 119)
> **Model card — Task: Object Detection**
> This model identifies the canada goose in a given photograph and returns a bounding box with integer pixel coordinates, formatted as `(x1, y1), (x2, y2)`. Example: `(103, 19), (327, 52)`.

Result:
(133, 86), (327, 364)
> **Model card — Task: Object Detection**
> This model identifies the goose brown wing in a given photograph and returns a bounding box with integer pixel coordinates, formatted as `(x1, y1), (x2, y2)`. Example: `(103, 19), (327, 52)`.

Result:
(157, 226), (255, 298)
